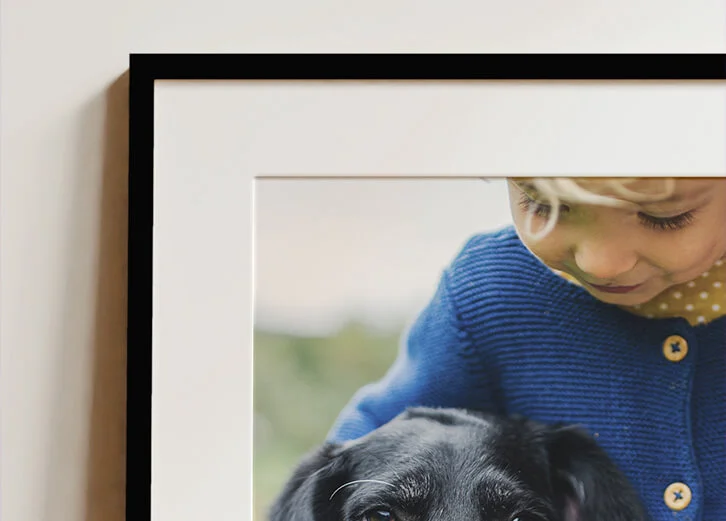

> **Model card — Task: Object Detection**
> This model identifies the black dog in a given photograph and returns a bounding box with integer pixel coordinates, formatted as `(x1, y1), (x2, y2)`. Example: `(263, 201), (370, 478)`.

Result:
(269, 407), (649, 521)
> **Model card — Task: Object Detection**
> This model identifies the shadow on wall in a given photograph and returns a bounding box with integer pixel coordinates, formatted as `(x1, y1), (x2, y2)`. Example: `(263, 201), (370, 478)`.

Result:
(41, 71), (129, 521)
(39, 71), (129, 521)
(85, 72), (129, 521)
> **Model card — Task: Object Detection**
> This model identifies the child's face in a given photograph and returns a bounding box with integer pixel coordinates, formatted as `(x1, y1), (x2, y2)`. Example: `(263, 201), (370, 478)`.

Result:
(507, 178), (726, 306)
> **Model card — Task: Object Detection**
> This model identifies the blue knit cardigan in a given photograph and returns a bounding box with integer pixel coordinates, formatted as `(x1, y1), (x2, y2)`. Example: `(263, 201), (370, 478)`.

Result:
(327, 226), (725, 521)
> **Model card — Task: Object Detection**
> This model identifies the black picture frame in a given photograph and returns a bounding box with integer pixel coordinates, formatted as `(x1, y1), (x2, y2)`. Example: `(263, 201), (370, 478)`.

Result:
(126, 53), (726, 520)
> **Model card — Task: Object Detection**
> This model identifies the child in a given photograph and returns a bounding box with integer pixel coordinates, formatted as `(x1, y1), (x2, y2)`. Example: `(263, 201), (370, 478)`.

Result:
(326, 178), (725, 521)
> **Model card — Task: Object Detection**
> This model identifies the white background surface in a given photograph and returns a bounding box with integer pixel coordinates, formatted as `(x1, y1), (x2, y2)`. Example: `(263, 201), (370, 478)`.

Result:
(2, 2), (726, 521)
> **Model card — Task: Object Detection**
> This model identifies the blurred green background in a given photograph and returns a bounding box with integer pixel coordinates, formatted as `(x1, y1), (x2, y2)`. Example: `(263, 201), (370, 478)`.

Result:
(253, 321), (402, 521)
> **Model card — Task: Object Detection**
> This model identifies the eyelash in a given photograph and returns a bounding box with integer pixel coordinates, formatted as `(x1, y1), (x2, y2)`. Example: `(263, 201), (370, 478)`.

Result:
(517, 193), (568, 218)
(517, 192), (696, 232)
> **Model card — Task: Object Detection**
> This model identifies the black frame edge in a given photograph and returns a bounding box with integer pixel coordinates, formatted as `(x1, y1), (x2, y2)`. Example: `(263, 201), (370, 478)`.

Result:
(126, 53), (155, 520)
(126, 53), (726, 80)
(124, 52), (726, 521)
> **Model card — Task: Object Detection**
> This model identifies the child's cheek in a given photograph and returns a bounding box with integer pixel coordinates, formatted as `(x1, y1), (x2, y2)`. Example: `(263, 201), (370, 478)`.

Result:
(647, 232), (720, 280)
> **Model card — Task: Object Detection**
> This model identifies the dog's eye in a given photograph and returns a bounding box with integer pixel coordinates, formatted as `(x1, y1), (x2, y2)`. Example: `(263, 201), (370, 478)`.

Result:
(510, 514), (539, 521)
(364, 509), (394, 521)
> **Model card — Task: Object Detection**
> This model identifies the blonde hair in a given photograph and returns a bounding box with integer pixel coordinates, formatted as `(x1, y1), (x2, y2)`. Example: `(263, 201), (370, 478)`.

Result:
(518, 178), (676, 240)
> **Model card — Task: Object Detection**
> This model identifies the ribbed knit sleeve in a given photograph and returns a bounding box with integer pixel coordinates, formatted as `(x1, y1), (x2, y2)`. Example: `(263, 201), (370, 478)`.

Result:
(326, 234), (500, 443)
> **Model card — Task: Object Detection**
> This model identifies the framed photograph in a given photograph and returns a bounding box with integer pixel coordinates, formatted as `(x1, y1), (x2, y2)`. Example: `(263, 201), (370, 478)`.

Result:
(127, 54), (726, 521)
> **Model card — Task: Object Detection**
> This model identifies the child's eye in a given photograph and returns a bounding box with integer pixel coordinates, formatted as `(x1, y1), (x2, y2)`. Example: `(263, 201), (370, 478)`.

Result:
(519, 189), (697, 232)
(638, 211), (695, 232)
(518, 192), (570, 218)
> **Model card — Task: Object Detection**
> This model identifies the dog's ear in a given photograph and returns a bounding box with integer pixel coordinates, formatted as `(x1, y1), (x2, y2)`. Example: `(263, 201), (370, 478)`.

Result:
(546, 426), (650, 521)
(268, 442), (350, 521)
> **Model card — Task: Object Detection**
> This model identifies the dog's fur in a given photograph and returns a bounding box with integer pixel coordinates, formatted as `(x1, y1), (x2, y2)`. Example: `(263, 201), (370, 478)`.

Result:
(269, 407), (649, 521)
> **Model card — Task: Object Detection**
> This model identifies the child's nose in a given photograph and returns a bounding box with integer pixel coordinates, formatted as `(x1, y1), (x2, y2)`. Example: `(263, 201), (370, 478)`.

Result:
(573, 238), (638, 282)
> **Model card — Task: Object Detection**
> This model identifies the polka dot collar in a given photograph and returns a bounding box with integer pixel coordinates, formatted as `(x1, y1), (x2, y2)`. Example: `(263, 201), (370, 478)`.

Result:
(626, 258), (725, 325)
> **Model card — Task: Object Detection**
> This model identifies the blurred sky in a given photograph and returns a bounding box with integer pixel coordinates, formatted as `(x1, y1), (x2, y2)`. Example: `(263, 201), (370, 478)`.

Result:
(254, 178), (513, 337)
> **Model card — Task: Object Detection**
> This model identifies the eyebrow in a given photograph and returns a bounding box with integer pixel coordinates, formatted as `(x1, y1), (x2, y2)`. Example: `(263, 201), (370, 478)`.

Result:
(348, 483), (430, 517)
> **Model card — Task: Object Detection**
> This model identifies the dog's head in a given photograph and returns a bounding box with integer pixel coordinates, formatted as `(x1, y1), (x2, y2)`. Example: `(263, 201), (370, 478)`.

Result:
(269, 407), (649, 521)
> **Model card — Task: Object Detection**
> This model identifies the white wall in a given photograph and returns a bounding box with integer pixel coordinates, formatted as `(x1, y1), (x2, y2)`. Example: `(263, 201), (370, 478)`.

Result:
(1, 2), (725, 521)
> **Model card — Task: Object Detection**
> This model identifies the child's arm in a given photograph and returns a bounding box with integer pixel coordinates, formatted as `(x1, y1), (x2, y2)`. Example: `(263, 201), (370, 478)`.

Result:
(325, 260), (499, 442)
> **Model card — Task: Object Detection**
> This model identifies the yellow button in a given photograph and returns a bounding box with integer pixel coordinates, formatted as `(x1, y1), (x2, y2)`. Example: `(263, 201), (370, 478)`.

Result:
(664, 482), (692, 511)
(663, 335), (688, 362)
